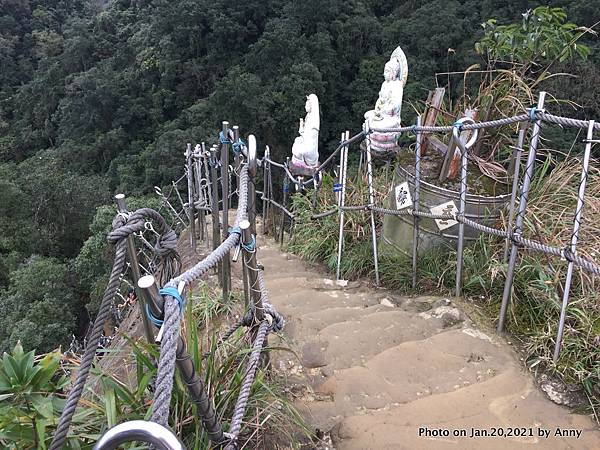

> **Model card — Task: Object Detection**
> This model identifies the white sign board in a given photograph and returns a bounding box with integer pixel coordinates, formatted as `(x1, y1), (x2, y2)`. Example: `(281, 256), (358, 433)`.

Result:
(430, 200), (458, 231)
(395, 182), (413, 210)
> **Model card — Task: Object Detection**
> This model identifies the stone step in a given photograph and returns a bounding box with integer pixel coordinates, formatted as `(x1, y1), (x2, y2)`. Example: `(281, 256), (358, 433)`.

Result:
(269, 290), (379, 319)
(300, 310), (446, 372)
(285, 304), (390, 340)
(301, 328), (512, 431)
(330, 367), (600, 449)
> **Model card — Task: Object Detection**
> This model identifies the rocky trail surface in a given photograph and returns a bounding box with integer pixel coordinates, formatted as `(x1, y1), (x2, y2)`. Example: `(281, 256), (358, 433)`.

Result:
(254, 236), (600, 449)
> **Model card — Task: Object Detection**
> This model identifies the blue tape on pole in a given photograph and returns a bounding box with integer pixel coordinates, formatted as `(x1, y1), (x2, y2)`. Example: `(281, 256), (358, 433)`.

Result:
(219, 131), (231, 144)
(146, 287), (186, 327)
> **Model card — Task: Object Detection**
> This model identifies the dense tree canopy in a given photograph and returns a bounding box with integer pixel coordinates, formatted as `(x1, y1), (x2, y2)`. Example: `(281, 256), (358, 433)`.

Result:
(0, 0), (598, 352)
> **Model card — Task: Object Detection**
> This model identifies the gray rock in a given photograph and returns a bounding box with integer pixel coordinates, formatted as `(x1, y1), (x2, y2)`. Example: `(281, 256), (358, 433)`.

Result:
(539, 374), (585, 407)
(301, 341), (329, 368)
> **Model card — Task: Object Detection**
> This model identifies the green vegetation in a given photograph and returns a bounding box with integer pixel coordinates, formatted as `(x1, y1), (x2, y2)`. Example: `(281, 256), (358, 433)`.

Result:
(1, 0), (599, 353)
(285, 152), (600, 419)
(0, 342), (101, 449)
(0, 285), (305, 449)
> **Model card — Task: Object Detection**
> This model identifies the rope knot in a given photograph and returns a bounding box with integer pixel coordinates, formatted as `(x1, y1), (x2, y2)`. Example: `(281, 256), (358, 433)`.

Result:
(107, 214), (145, 244)
(154, 228), (178, 257)
(509, 226), (522, 246)
(561, 246), (575, 263)
(528, 107), (544, 122)
(265, 304), (284, 332)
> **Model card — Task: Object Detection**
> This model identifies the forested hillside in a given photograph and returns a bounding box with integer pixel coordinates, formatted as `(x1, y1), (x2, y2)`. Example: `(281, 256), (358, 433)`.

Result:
(1, 0), (598, 353)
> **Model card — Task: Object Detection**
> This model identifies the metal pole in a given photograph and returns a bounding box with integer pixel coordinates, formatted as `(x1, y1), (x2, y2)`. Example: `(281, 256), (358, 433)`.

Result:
(194, 144), (206, 243)
(233, 125), (242, 191)
(336, 131), (349, 280)
(173, 180), (187, 220)
(154, 187), (187, 231)
(412, 116), (423, 289)
(267, 148), (274, 236)
(241, 220), (263, 321)
(365, 122), (380, 285)
(279, 158), (290, 246)
(114, 194), (154, 343)
(220, 121), (231, 299)
(202, 142), (212, 248)
(209, 146), (221, 276)
(498, 91), (546, 332)
(186, 143), (197, 252)
(454, 119), (472, 298)
(503, 125), (527, 263)
(247, 136), (258, 236)
(262, 146), (269, 235)
(137, 275), (226, 446)
(553, 120), (595, 362)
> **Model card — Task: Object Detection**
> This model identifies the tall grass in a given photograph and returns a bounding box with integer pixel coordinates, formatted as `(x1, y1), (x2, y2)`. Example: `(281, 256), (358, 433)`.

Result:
(87, 284), (308, 448)
(287, 156), (600, 419)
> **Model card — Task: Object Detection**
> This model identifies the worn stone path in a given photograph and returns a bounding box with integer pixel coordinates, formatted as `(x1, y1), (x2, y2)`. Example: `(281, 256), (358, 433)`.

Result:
(256, 237), (600, 450)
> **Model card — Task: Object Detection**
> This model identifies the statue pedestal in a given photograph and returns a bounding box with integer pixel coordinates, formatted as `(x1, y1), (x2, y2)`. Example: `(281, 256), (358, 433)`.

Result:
(367, 115), (401, 155)
(290, 158), (319, 176)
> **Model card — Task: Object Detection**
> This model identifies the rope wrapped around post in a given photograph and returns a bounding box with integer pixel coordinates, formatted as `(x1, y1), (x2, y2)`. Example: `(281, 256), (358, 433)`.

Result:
(50, 209), (180, 450)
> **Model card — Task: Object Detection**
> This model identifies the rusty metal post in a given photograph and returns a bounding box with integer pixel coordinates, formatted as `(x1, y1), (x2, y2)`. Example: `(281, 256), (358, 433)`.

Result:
(220, 122), (231, 299)
(186, 143), (197, 252)
(114, 194), (154, 343)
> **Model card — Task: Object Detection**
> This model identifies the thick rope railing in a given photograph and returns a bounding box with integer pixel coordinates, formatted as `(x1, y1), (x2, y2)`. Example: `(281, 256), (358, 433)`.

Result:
(50, 209), (179, 450)
(224, 319), (270, 450)
(264, 104), (600, 280)
(298, 203), (600, 276)
(55, 101), (600, 449)
(149, 164), (250, 430)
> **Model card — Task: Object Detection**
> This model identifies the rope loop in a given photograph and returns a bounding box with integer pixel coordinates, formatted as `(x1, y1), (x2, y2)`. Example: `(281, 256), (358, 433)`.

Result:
(528, 107), (544, 122)
(562, 246), (575, 263)
(264, 305), (284, 332)
(146, 286), (186, 327)
(509, 226), (522, 246)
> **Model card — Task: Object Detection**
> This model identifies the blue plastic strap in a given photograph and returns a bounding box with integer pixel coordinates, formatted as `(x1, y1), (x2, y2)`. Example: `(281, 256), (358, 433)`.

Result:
(146, 287), (186, 327)
(410, 124), (418, 135)
(232, 138), (246, 154)
(452, 121), (463, 131)
(242, 234), (256, 252)
(529, 107), (538, 122)
(228, 226), (242, 237)
(219, 131), (231, 144)
(333, 183), (342, 192)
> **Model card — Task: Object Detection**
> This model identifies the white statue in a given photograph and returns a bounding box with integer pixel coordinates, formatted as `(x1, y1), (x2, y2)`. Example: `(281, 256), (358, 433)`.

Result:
(364, 46), (408, 153)
(291, 94), (320, 169)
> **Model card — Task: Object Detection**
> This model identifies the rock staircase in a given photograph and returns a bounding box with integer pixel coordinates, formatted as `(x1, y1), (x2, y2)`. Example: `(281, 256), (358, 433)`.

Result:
(256, 237), (600, 449)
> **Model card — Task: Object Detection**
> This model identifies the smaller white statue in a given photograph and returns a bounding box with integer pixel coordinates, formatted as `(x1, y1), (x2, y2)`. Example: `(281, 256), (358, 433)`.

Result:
(291, 94), (320, 170)
(364, 46), (408, 153)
